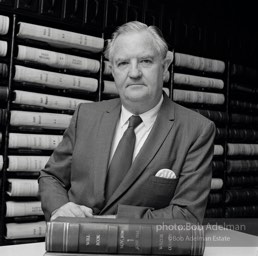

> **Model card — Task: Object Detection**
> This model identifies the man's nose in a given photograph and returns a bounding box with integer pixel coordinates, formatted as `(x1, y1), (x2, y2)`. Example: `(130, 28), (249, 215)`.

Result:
(128, 62), (142, 78)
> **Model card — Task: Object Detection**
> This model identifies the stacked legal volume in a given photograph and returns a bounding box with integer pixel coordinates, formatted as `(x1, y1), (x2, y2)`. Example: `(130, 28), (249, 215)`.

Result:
(43, 217), (205, 256)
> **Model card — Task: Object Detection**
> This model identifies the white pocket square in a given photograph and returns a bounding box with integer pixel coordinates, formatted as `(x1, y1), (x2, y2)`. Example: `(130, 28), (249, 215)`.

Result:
(155, 169), (177, 179)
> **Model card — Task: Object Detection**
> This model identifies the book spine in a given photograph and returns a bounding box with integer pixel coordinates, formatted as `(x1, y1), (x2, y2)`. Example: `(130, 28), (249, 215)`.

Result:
(8, 155), (50, 172)
(6, 201), (44, 217)
(17, 45), (100, 73)
(9, 133), (62, 150)
(174, 73), (224, 89)
(214, 145), (224, 156)
(14, 65), (98, 92)
(10, 111), (72, 129)
(175, 53), (225, 73)
(211, 178), (223, 190)
(7, 178), (39, 197)
(103, 80), (118, 95)
(227, 143), (258, 156)
(0, 15), (10, 35)
(0, 40), (8, 57)
(46, 221), (204, 255)
(13, 90), (91, 111)
(173, 89), (225, 105)
(17, 22), (104, 52)
(5, 221), (46, 239)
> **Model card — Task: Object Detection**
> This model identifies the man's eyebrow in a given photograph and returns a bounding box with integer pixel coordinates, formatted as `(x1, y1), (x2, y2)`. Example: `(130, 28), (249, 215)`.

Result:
(114, 57), (129, 63)
(140, 54), (155, 59)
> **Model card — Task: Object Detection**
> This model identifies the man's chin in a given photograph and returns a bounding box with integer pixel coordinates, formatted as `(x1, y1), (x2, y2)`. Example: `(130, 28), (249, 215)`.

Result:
(125, 91), (148, 102)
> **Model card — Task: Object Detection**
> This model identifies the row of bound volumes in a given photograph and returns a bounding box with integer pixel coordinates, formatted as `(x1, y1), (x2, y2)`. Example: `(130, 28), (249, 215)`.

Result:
(12, 90), (92, 111)
(173, 89), (225, 105)
(207, 193), (223, 205)
(9, 111), (72, 129)
(6, 201), (43, 217)
(173, 72), (224, 89)
(14, 65), (98, 92)
(228, 128), (258, 141)
(227, 143), (258, 156)
(16, 45), (100, 73)
(225, 189), (258, 204)
(17, 22), (104, 53)
(227, 160), (258, 173)
(0, 62), (8, 77)
(45, 217), (205, 255)
(0, 15), (9, 35)
(0, 41), (8, 57)
(7, 178), (39, 197)
(225, 206), (258, 217)
(7, 155), (50, 172)
(5, 221), (46, 239)
(230, 64), (257, 81)
(193, 109), (227, 123)
(231, 83), (258, 94)
(174, 52), (225, 73)
(226, 175), (258, 187)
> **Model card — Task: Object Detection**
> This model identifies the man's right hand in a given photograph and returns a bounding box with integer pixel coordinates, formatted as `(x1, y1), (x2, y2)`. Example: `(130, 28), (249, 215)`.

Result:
(50, 202), (93, 221)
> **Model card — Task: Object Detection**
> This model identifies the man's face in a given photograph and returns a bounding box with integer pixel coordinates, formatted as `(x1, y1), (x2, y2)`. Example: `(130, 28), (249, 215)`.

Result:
(111, 31), (168, 113)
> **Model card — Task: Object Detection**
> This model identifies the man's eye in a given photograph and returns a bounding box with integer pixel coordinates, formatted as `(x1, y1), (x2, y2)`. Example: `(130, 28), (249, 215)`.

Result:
(141, 59), (152, 64)
(117, 62), (128, 67)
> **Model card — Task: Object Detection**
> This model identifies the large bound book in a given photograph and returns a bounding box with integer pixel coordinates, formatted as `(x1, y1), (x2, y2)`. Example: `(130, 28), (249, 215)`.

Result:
(45, 217), (205, 255)
(17, 22), (104, 53)
(14, 65), (98, 92)
(0, 40), (8, 57)
(6, 201), (43, 217)
(10, 111), (72, 129)
(0, 15), (9, 35)
(7, 178), (39, 197)
(9, 133), (62, 150)
(174, 73), (224, 89)
(13, 90), (92, 111)
(17, 45), (100, 73)
(5, 221), (46, 239)
(7, 155), (50, 172)
(174, 53), (225, 73)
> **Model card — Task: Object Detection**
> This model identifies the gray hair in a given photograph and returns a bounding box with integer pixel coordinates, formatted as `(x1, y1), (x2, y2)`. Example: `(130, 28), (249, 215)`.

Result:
(104, 21), (168, 62)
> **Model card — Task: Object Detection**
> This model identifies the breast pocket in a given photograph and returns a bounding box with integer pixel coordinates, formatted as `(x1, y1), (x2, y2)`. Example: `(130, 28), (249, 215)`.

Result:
(140, 176), (179, 209)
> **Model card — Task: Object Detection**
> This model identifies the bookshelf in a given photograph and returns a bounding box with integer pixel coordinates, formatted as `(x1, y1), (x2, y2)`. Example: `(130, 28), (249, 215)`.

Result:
(0, 0), (258, 247)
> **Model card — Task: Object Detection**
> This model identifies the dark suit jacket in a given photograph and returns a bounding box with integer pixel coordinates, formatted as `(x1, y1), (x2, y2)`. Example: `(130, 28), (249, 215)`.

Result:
(39, 94), (216, 223)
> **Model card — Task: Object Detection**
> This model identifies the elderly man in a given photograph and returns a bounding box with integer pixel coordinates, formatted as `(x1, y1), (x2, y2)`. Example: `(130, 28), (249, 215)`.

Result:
(39, 21), (216, 224)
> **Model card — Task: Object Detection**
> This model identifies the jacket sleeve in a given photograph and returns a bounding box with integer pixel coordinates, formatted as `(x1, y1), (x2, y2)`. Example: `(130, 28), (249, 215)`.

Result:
(38, 105), (81, 221)
(116, 121), (216, 224)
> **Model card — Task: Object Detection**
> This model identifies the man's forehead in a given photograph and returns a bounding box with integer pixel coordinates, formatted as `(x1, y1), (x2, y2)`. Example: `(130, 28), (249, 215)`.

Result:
(112, 32), (159, 58)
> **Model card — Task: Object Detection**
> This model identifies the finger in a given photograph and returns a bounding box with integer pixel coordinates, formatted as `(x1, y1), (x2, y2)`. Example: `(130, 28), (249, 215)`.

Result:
(50, 209), (74, 220)
(79, 206), (93, 217)
(69, 206), (86, 217)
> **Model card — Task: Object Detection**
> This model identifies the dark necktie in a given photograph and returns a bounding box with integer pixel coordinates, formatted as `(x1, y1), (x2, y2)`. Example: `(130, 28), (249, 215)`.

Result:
(105, 115), (142, 200)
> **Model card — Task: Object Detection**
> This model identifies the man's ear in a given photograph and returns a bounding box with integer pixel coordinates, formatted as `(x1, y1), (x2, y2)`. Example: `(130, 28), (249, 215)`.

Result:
(104, 60), (113, 76)
(163, 51), (173, 82)
(163, 51), (173, 71)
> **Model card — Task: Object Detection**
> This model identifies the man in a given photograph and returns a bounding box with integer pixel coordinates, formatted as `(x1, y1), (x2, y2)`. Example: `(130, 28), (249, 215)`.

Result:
(39, 21), (216, 224)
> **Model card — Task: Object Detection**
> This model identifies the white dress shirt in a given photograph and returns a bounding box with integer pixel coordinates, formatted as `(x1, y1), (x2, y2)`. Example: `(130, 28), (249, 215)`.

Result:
(109, 95), (164, 165)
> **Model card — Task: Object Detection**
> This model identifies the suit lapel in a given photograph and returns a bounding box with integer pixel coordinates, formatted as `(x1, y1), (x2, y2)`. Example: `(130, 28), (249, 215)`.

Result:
(93, 100), (121, 209)
(101, 95), (175, 213)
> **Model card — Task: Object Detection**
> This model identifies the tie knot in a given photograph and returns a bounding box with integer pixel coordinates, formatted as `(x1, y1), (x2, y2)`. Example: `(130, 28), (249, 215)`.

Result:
(128, 115), (142, 129)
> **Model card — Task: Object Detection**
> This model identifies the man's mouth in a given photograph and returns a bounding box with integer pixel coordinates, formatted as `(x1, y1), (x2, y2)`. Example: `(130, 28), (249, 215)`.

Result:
(126, 83), (145, 88)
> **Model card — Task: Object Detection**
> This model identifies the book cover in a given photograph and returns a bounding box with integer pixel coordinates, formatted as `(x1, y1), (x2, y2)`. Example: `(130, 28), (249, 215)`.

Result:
(45, 217), (205, 255)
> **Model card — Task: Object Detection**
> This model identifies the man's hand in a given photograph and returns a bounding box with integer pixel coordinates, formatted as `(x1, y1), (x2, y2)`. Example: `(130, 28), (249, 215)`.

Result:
(50, 202), (93, 221)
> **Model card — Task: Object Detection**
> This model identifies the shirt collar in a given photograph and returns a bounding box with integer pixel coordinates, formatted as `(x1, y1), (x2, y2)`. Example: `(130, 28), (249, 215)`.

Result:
(120, 95), (164, 130)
